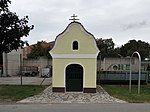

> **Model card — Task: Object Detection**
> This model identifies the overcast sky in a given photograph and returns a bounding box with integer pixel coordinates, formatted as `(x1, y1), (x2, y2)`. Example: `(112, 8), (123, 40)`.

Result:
(9, 0), (150, 46)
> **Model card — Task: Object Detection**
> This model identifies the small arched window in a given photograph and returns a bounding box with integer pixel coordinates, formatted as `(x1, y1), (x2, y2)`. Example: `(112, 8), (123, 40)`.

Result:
(73, 41), (78, 50)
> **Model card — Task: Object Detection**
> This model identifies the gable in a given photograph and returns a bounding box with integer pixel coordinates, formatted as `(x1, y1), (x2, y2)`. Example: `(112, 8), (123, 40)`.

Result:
(50, 22), (99, 58)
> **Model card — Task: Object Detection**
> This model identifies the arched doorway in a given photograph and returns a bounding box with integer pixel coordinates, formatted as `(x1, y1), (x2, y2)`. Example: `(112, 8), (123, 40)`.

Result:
(66, 64), (83, 92)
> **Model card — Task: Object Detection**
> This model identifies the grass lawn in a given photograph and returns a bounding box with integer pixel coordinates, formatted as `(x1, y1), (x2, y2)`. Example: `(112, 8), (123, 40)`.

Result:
(0, 85), (47, 102)
(102, 85), (150, 103)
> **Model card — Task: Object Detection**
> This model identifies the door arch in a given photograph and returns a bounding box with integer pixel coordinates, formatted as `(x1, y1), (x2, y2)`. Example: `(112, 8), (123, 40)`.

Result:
(66, 64), (83, 92)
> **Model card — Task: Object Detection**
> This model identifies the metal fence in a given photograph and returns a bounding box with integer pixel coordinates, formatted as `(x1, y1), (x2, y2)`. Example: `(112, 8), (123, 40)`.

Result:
(97, 71), (149, 85)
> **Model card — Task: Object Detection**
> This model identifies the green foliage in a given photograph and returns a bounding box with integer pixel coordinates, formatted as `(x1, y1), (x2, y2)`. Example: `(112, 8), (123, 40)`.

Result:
(0, 0), (34, 53)
(27, 41), (51, 59)
(102, 85), (150, 103)
(96, 38), (116, 59)
(96, 38), (150, 60)
(119, 40), (150, 59)
(0, 85), (46, 101)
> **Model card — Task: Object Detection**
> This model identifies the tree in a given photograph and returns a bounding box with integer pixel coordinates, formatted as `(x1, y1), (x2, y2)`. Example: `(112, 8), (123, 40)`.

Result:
(119, 39), (150, 59)
(27, 41), (51, 59)
(0, 0), (34, 54)
(96, 38), (150, 60)
(96, 38), (116, 59)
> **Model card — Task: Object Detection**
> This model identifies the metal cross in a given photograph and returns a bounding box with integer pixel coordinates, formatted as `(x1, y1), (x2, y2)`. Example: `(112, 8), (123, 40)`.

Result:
(69, 14), (79, 22)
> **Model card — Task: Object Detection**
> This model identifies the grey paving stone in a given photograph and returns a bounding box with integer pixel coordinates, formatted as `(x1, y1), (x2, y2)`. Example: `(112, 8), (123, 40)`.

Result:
(17, 85), (127, 104)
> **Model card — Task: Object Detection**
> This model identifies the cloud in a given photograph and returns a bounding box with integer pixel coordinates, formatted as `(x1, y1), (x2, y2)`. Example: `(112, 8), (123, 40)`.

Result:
(123, 20), (148, 30)
(8, 0), (150, 46)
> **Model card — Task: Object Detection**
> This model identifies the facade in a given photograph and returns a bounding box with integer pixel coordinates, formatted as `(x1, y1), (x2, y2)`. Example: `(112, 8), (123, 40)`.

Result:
(3, 48), (23, 76)
(2, 48), (52, 77)
(50, 21), (99, 93)
(97, 57), (148, 84)
(99, 57), (139, 72)
(23, 57), (52, 77)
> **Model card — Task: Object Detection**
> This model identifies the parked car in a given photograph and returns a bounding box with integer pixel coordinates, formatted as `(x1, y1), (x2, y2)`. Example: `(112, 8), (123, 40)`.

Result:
(20, 66), (39, 77)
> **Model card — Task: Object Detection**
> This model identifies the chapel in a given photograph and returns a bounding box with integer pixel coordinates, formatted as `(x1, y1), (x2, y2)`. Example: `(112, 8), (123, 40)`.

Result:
(50, 15), (99, 93)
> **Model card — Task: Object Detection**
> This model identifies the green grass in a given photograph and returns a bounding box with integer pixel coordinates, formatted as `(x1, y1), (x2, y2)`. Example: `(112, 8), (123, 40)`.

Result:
(102, 85), (150, 103)
(0, 85), (47, 102)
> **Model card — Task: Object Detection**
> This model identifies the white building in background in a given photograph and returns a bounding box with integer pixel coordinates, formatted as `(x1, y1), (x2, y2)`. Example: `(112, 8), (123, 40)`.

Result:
(2, 47), (51, 77)
(3, 48), (23, 76)
(98, 57), (139, 72)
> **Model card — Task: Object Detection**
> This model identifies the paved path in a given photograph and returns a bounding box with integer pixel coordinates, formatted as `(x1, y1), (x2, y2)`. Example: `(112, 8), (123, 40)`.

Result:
(18, 85), (126, 104)
(0, 77), (51, 85)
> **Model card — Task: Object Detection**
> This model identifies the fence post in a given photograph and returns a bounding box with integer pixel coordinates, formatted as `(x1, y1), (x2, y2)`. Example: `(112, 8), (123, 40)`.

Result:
(20, 54), (23, 86)
(3, 53), (8, 77)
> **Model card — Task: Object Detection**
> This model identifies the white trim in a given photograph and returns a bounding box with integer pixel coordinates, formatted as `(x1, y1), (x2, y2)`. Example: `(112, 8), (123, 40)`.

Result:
(51, 54), (98, 58)
(64, 62), (85, 92)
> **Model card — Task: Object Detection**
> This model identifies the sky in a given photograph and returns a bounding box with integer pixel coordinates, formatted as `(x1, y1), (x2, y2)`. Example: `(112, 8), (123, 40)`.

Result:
(9, 0), (150, 47)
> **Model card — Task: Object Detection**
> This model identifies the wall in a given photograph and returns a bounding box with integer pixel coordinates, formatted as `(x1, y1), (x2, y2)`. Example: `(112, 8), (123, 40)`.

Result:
(50, 22), (99, 92)
(3, 48), (52, 77)
(52, 58), (97, 89)
(23, 57), (52, 77)
(50, 22), (99, 55)
(99, 57), (139, 72)
(3, 48), (23, 76)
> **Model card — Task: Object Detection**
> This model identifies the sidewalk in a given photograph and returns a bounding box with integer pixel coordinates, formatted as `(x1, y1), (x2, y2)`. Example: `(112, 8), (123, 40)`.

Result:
(0, 77), (51, 85)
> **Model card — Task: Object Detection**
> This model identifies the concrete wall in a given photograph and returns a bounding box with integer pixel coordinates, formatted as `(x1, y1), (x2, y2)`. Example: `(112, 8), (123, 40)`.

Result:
(23, 57), (52, 77)
(3, 48), (52, 77)
(99, 57), (139, 72)
(3, 48), (23, 76)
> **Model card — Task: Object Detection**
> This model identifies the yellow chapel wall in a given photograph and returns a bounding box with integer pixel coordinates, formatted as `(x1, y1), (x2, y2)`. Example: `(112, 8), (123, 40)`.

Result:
(52, 58), (97, 89)
(51, 23), (99, 55)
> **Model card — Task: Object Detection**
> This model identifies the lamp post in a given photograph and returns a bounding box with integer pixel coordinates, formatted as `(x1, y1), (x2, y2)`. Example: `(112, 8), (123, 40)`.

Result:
(129, 51), (141, 94)
(117, 53), (123, 70)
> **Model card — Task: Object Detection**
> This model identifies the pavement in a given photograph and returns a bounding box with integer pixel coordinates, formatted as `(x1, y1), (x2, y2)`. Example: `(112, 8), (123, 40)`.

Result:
(0, 77), (51, 85)
(18, 85), (126, 104)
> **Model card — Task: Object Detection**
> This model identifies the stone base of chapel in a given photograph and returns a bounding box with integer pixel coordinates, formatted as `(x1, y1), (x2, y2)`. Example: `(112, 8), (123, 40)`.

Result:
(52, 87), (96, 93)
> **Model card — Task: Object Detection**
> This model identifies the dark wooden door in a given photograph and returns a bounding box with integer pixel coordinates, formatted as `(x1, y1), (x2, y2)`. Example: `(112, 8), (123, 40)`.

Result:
(66, 64), (83, 92)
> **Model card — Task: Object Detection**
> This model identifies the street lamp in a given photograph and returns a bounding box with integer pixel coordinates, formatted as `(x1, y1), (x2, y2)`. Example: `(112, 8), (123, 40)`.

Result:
(116, 53), (123, 70)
